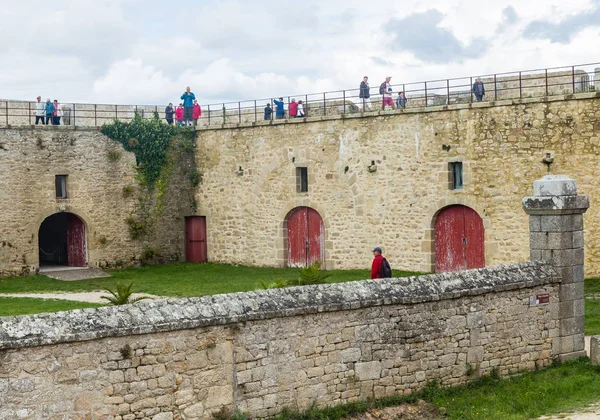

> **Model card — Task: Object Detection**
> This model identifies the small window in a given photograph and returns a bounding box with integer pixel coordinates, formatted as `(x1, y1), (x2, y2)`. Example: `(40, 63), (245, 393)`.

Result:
(55, 175), (68, 198)
(296, 167), (308, 193)
(449, 162), (463, 190)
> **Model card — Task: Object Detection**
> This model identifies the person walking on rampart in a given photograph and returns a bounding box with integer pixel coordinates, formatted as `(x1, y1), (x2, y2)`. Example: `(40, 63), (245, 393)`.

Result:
(472, 77), (485, 102)
(165, 103), (174, 125)
(381, 77), (396, 110)
(396, 92), (407, 109)
(274, 97), (285, 119)
(175, 104), (184, 126)
(192, 100), (202, 126)
(289, 99), (298, 118)
(359, 76), (371, 110)
(44, 99), (55, 125)
(264, 103), (273, 120)
(297, 100), (305, 117)
(35, 96), (45, 125)
(370, 247), (392, 279)
(180, 86), (196, 126)
(52, 100), (63, 125)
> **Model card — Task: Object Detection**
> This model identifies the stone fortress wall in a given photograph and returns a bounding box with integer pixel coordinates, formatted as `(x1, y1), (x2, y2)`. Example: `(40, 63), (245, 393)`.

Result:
(0, 262), (565, 419)
(0, 127), (192, 276)
(195, 93), (600, 275)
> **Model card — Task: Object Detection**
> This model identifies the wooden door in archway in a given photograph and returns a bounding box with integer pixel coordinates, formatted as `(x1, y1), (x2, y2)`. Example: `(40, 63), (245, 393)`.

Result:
(287, 207), (324, 267)
(435, 205), (484, 272)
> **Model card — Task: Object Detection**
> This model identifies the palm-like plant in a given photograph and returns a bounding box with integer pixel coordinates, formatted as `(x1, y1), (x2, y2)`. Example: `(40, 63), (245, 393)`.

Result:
(291, 261), (332, 286)
(100, 281), (150, 305)
(258, 279), (289, 290)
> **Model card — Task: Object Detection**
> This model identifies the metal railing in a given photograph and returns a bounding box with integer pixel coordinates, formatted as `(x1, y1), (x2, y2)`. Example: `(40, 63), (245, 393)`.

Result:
(1, 62), (598, 128)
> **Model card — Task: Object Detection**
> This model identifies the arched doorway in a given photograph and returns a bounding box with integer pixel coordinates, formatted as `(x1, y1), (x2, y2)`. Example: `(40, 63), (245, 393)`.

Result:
(38, 212), (87, 268)
(286, 207), (325, 267)
(434, 205), (484, 272)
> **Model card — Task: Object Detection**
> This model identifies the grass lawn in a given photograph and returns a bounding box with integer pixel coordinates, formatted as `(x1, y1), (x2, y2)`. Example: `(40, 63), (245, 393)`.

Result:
(276, 358), (600, 420)
(0, 263), (423, 316)
(585, 278), (600, 335)
(0, 297), (102, 317)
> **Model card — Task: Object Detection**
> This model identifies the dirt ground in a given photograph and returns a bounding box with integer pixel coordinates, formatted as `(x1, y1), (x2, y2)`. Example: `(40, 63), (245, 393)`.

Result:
(344, 400), (443, 420)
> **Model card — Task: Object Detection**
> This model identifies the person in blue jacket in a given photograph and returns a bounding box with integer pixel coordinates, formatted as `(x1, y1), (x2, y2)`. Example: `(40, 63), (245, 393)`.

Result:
(472, 77), (485, 102)
(44, 99), (55, 125)
(180, 86), (196, 126)
(273, 98), (285, 119)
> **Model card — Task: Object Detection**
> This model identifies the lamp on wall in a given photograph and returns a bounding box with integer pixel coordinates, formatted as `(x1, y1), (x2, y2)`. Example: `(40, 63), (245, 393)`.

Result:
(542, 152), (554, 173)
(367, 160), (377, 173)
(235, 166), (244, 176)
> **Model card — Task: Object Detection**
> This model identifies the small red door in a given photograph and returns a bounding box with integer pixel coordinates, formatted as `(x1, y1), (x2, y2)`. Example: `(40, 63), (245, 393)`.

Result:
(66, 213), (87, 267)
(186, 216), (207, 263)
(435, 205), (484, 272)
(287, 207), (324, 267)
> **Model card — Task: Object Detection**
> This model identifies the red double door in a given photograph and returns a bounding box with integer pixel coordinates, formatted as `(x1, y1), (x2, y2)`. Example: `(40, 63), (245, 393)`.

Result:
(185, 216), (208, 263)
(287, 207), (324, 267)
(435, 205), (485, 272)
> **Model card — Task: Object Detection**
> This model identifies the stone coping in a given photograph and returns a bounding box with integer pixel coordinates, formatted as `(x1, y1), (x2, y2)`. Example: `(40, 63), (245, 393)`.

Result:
(1, 92), (598, 133)
(0, 261), (558, 350)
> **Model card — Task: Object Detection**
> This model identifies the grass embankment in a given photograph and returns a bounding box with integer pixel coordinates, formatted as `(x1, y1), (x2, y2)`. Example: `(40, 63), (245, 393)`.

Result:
(585, 278), (600, 335)
(0, 297), (103, 316)
(0, 263), (423, 316)
(274, 358), (600, 420)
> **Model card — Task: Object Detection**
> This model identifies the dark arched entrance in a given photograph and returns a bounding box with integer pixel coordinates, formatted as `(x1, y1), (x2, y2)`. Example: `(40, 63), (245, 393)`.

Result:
(38, 212), (87, 268)
(434, 205), (484, 272)
(286, 207), (324, 267)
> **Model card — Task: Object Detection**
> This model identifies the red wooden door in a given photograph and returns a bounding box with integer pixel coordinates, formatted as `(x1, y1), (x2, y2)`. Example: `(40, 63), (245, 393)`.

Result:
(66, 213), (87, 267)
(435, 205), (484, 272)
(186, 216), (207, 263)
(287, 207), (324, 267)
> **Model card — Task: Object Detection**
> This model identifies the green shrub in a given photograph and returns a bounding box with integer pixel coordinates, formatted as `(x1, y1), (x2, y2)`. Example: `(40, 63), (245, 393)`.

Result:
(122, 185), (134, 197)
(140, 247), (158, 262)
(291, 261), (332, 286)
(258, 279), (289, 290)
(107, 150), (122, 162)
(190, 170), (201, 187)
(125, 216), (147, 240)
(100, 281), (150, 305)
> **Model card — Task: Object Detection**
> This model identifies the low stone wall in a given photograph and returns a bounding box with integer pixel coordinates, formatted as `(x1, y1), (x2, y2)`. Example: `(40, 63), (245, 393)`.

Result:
(0, 262), (562, 418)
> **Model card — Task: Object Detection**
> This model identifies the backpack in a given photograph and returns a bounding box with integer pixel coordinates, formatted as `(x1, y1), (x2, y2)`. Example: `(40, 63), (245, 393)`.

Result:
(379, 82), (386, 95)
(380, 257), (392, 278)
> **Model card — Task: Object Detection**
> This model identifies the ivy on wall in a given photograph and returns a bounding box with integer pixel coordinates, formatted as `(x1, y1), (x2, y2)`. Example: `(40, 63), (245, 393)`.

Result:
(101, 113), (197, 243)
(100, 113), (195, 187)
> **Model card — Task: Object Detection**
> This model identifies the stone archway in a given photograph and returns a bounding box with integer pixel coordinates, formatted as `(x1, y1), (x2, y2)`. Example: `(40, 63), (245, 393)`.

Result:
(38, 212), (87, 268)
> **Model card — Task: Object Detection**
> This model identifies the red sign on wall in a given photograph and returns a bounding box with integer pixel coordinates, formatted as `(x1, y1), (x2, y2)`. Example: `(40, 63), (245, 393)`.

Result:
(536, 293), (550, 305)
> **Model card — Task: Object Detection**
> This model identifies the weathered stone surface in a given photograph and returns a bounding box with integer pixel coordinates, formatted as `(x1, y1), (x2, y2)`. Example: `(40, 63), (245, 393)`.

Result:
(591, 336), (600, 365)
(0, 261), (558, 349)
(0, 261), (563, 418)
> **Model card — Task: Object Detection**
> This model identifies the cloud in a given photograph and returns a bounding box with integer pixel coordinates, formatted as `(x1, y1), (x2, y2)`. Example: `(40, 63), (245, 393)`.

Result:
(501, 6), (519, 25)
(384, 9), (490, 63)
(524, 3), (600, 43)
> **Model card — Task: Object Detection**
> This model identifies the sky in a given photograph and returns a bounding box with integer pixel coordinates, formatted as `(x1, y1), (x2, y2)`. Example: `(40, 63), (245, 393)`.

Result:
(2, 0), (599, 106)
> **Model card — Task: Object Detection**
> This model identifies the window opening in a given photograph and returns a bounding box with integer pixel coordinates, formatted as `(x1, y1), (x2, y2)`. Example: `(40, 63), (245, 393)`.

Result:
(449, 162), (463, 190)
(296, 167), (308, 193)
(55, 175), (68, 198)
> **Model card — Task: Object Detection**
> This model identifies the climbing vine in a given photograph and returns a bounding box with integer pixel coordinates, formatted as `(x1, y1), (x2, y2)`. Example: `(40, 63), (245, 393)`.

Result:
(101, 113), (197, 242)
(100, 112), (194, 187)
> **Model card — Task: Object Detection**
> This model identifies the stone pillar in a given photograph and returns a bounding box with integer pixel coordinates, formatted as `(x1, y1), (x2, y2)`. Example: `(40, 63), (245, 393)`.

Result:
(591, 336), (600, 365)
(522, 175), (589, 362)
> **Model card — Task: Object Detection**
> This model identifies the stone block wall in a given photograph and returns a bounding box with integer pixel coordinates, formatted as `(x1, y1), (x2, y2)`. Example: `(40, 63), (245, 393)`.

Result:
(0, 262), (561, 418)
(0, 127), (192, 275)
(194, 93), (600, 275)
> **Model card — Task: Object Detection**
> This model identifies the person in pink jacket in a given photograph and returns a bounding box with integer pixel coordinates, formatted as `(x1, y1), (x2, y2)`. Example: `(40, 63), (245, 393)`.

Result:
(192, 100), (202, 126)
(175, 104), (184, 126)
(289, 98), (298, 118)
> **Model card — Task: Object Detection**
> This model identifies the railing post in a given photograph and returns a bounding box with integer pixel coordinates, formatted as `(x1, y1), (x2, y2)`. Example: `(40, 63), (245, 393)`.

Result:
(135, 105), (138, 120)
(6, 101), (8, 126)
(424, 81), (428, 107)
(73, 104), (76, 126)
(323, 92), (326, 116)
(254, 100), (257, 123)
(572, 65), (576, 94)
(28, 102), (31, 125)
(470, 77), (473, 103)
(208, 105), (211, 126)
(494, 74), (497, 101)
(545, 69), (549, 96)
(287, 96), (290, 120)
(519, 72), (522, 99)
(238, 102), (241, 124)
(115, 105), (118, 121)
(446, 79), (450, 105)
(94, 104), (97, 126)
(343, 90), (346, 114)
(305, 95), (308, 117)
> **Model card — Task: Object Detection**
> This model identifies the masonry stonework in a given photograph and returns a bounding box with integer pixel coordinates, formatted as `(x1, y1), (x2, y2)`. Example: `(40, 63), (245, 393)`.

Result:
(195, 93), (600, 275)
(0, 127), (192, 275)
(0, 262), (561, 419)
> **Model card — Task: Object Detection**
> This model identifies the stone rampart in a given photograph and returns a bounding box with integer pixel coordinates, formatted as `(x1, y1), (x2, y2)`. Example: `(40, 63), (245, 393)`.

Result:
(0, 262), (561, 418)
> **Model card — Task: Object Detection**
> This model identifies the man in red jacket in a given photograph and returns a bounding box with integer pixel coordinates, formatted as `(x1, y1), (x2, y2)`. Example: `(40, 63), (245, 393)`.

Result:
(371, 247), (384, 279)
